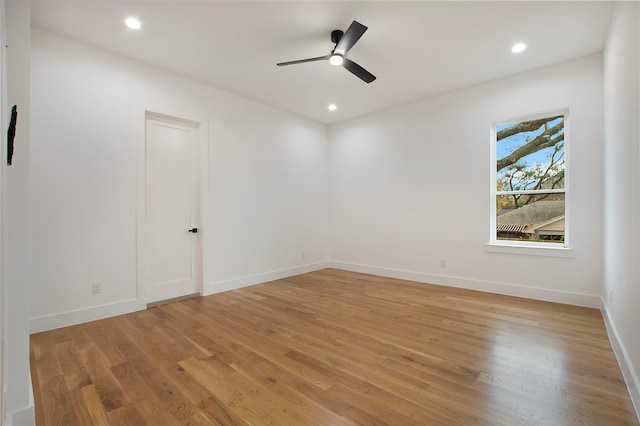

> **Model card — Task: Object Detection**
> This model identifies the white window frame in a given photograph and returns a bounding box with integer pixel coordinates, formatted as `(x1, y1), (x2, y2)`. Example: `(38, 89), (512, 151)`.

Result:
(489, 109), (572, 255)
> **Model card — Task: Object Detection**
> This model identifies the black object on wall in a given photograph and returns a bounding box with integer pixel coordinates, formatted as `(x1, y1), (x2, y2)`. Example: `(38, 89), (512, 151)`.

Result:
(7, 105), (17, 165)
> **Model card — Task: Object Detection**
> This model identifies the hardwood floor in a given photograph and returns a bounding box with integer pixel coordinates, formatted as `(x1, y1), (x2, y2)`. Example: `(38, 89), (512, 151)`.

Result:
(31, 269), (639, 425)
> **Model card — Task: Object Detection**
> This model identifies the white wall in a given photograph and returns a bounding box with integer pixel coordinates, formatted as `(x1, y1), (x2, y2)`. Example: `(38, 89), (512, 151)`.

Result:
(4, 2), (34, 425)
(603, 0), (640, 414)
(1, 2), (5, 420)
(29, 29), (329, 331)
(329, 54), (604, 307)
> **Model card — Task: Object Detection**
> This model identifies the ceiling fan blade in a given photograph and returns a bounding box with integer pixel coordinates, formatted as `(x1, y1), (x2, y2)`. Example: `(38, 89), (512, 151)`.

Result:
(277, 55), (331, 66)
(334, 21), (367, 55)
(342, 58), (376, 83)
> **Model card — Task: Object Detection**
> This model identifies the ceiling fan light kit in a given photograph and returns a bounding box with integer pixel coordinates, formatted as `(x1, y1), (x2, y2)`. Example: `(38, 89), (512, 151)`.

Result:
(277, 20), (376, 83)
(329, 54), (344, 66)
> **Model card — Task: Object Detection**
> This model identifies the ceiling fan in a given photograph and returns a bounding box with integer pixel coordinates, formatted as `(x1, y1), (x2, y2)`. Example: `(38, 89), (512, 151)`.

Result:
(277, 20), (376, 84)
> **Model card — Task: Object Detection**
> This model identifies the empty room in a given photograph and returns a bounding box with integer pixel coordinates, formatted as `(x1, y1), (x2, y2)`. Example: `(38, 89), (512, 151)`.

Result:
(2, 1), (639, 425)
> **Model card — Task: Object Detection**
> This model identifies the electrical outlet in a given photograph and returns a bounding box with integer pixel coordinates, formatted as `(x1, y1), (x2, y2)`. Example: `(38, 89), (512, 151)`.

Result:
(301, 252), (306, 260)
(91, 282), (102, 295)
(440, 259), (447, 268)
(609, 288), (613, 304)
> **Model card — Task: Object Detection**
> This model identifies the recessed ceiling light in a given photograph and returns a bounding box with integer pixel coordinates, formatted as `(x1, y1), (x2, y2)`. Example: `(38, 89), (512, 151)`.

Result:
(125, 17), (142, 30)
(329, 54), (344, 66)
(512, 42), (526, 53)
(328, 104), (337, 111)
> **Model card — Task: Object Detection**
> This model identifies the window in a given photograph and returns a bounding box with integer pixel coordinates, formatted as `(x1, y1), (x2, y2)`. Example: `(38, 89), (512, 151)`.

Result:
(492, 112), (567, 247)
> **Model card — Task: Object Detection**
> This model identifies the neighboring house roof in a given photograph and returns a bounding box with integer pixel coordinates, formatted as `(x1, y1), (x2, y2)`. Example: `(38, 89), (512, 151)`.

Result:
(527, 216), (565, 235)
(496, 223), (527, 233)
(497, 200), (565, 234)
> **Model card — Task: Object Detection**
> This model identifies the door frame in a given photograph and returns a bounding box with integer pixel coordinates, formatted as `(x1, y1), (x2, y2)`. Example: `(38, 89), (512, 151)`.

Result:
(136, 109), (209, 306)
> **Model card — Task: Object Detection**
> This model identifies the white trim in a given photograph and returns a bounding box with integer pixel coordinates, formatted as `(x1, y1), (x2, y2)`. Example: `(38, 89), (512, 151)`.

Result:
(6, 404), (34, 426)
(29, 261), (329, 333)
(29, 298), (145, 333)
(199, 121), (210, 301)
(498, 189), (566, 196)
(6, 372), (33, 425)
(135, 108), (147, 303)
(484, 243), (575, 258)
(330, 261), (600, 308)
(601, 301), (640, 422)
(205, 261), (330, 295)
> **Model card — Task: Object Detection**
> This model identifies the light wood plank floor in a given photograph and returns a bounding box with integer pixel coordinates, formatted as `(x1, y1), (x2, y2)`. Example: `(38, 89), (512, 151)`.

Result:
(31, 269), (639, 425)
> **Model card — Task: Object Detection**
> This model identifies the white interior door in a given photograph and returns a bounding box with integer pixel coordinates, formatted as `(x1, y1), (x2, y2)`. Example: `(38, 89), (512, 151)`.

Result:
(146, 117), (199, 303)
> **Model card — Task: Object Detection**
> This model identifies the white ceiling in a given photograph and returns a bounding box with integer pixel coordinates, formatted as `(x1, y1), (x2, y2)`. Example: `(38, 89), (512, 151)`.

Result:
(31, 1), (613, 124)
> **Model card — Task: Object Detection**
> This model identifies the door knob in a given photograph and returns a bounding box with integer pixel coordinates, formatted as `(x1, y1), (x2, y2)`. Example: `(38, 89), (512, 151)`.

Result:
(188, 228), (198, 233)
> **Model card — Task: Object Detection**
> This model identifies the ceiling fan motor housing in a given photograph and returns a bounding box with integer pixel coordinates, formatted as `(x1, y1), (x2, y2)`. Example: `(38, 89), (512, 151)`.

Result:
(331, 30), (344, 44)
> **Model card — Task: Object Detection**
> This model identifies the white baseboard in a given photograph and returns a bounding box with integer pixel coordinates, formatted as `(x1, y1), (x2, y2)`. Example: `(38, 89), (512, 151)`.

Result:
(29, 262), (330, 334)
(329, 261), (601, 308)
(27, 261), (600, 329)
(601, 301), (640, 422)
(30, 298), (145, 333)
(205, 261), (330, 295)
(7, 404), (35, 426)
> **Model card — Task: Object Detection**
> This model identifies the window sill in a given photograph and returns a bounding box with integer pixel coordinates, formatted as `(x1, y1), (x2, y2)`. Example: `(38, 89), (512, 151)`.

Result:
(485, 243), (575, 258)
